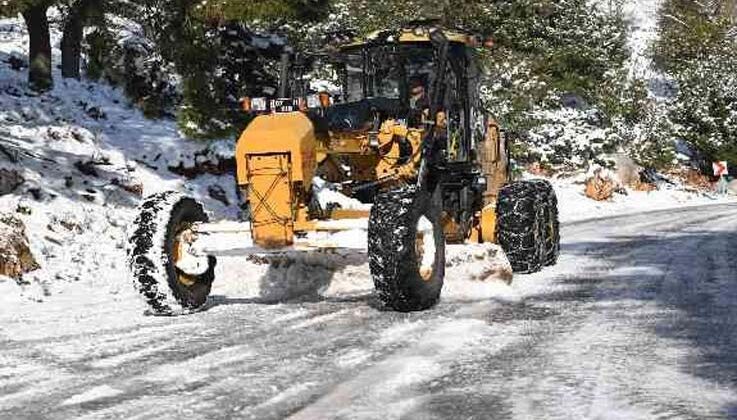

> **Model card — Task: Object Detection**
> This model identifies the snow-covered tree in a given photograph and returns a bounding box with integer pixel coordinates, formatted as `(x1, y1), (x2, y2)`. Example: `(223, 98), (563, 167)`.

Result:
(477, 0), (634, 169)
(131, 0), (331, 137)
(59, 0), (105, 79)
(654, 0), (737, 168)
(670, 45), (737, 166)
(1, 0), (55, 90)
(654, 0), (732, 73)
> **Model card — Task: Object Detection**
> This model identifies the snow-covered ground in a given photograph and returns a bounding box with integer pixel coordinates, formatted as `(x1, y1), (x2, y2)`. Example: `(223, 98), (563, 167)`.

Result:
(1, 8), (733, 329)
(2, 10), (737, 419)
(0, 15), (238, 304)
(553, 173), (730, 223)
(3, 201), (737, 419)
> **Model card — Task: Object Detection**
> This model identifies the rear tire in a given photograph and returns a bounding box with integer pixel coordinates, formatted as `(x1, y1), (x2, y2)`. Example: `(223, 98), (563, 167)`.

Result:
(127, 191), (216, 315)
(368, 185), (445, 312)
(530, 179), (560, 266)
(496, 181), (545, 273)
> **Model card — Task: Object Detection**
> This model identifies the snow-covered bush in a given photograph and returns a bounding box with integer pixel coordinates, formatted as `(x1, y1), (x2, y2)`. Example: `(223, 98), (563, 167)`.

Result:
(522, 107), (619, 170)
(84, 18), (178, 118)
(175, 21), (287, 138)
(481, 51), (549, 133)
(652, 0), (737, 169)
(614, 104), (677, 170)
(669, 46), (737, 166)
(474, 0), (639, 170)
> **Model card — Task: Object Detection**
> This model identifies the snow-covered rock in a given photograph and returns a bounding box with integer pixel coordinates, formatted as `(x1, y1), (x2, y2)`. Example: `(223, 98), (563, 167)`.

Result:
(0, 213), (39, 279)
(613, 153), (642, 187)
(584, 168), (617, 201)
(0, 168), (23, 195)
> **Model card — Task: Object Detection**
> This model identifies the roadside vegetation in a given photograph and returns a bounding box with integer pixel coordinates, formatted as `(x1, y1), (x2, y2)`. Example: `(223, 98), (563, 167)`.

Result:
(1, 0), (736, 174)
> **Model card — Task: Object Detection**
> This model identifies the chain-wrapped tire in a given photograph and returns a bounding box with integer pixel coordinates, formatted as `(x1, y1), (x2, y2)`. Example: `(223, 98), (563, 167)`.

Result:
(496, 181), (545, 273)
(127, 191), (216, 315)
(368, 185), (445, 312)
(530, 179), (560, 266)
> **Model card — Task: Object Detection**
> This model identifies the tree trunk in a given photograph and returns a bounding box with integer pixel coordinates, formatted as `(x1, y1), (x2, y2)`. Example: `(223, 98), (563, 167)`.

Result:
(22, 5), (53, 91)
(61, 0), (100, 79)
(61, 7), (83, 79)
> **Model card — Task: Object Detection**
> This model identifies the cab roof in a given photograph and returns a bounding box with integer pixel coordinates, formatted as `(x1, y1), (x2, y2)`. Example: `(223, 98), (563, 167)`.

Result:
(341, 24), (480, 50)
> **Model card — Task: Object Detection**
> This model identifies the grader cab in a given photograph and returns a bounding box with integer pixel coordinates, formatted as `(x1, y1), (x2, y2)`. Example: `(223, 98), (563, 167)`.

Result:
(127, 23), (560, 315)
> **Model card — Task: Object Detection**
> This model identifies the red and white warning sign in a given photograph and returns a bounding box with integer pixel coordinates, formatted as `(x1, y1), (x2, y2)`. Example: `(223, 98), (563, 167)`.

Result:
(713, 161), (728, 177)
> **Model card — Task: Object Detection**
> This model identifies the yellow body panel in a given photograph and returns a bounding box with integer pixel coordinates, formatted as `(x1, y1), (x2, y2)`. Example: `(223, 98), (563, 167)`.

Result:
(316, 120), (423, 189)
(481, 205), (497, 243)
(466, 205), (497, 244)
(246, 153), (294, 248)
(479, 120), (508, 205)
(236, 112), (317, 247)
(331, 209), (370, 219)
(236, 112), (316, 188)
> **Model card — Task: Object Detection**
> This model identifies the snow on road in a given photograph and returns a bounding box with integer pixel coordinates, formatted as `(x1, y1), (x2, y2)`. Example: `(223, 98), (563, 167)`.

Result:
(2, 205), (737, 419)
(3, 8), (737, 420)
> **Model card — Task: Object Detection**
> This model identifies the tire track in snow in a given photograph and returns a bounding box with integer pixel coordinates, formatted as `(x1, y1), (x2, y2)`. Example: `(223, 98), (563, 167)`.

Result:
(451, 206), (737, 419)
(2, 205), (737, 419)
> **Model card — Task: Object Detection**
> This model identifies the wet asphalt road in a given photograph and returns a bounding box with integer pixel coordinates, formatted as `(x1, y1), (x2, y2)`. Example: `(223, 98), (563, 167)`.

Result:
(2, 204), (737, 419)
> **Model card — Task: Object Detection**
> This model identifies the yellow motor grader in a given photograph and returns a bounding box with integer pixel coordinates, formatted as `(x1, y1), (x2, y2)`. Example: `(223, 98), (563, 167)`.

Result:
(127, 23), (560, 315)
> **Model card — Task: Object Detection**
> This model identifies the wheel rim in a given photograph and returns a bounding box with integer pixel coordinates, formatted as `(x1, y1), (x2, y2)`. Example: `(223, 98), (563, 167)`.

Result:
(172, 222), (197, 287)
(415, 215), (437, 281)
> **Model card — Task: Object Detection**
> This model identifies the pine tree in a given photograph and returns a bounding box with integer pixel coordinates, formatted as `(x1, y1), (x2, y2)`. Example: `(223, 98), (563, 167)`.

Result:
(135, 0), (331, 137)
(59, 0), (105, 79)
(654, 0), (730, 73)
(655, 0), (737, 168)
(1, 0), (55, 90)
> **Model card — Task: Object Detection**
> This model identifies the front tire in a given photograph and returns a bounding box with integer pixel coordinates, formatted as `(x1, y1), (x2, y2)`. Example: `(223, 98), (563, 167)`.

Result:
(368, 185), (445, 312)
(127, 191), (216, 315)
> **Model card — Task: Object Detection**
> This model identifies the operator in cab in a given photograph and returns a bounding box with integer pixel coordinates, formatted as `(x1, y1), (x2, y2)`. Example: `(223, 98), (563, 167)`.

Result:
(408, 76), (430, 127)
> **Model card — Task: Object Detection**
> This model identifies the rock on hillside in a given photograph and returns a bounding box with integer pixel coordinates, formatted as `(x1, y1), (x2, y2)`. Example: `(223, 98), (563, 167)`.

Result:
(0, 213), (39, 280)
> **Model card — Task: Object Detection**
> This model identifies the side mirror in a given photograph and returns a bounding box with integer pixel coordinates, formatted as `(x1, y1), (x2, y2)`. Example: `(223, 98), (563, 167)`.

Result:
(435, 111), (447, 129)
(319, 92), (332, 108)
(429, 28), (448, 47)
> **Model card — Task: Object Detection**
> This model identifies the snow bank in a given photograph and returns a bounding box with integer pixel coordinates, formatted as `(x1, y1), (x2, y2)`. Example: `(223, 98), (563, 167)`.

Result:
(0, 14), (236, 315)
(312, 177), (371, 211)
(549, 174), (732, 223)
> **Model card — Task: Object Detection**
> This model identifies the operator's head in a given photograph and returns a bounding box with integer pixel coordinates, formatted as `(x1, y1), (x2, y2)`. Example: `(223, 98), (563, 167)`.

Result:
(409, 76), (426, 98)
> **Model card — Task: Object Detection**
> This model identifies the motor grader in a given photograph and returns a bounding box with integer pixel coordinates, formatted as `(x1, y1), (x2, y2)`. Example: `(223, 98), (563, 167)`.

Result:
(127, 23), (560, 315)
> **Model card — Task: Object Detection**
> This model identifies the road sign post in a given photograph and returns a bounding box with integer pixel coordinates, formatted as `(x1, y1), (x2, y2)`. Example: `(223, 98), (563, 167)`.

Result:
(713, 161), (728, 177)
(713, 161), (729, 195)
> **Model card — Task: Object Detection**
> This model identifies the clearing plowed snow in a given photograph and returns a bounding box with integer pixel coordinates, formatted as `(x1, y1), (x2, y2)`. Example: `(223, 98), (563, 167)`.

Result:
(2, 6), (737, 419)
(4, 203), (737, 419)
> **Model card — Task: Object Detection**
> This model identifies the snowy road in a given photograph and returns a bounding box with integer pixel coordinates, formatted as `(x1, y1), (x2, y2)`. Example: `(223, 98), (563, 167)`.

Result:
(2, 204), (737, 419)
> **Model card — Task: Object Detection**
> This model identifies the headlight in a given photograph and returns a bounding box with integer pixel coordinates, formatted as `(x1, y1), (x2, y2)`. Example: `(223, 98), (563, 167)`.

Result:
(319, 92), (332, 108)
(306, 94), (321, 109)
(240, 97), (251, 112)
(474, 176), (487, 189)
(251, 97), (268, 112)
